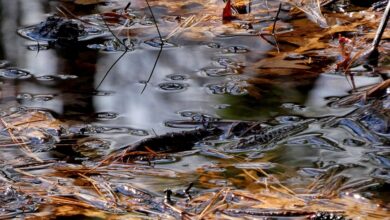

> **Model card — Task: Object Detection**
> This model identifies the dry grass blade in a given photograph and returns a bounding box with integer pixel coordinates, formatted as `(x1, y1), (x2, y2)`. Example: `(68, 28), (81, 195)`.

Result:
(165, 15), (211, 40)
(198, 188), (226, 218)
(0, 118), (43, 162)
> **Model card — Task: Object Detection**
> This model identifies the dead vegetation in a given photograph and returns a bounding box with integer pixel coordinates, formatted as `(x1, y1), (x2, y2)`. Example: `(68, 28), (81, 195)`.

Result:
(1, 0), (390, 219)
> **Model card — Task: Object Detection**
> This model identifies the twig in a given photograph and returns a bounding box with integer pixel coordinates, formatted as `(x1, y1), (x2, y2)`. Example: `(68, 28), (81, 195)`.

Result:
(372, 0), (390, 49)
(141, 0), (164, 94)
(96, 50), (127, 90)
(259, 3), (281, 53)
(141, 47), (163, 94)
(95, 13), (129, 90)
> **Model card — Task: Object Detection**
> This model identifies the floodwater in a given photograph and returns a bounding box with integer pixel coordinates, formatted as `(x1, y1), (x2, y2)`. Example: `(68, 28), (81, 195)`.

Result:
(0, 0), (389, 219)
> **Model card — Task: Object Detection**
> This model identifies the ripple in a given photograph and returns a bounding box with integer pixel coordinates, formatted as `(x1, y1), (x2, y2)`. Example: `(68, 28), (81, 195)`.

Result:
(281, 103), (307, 112)
(366, 151), (390, 168)
(206, 81), (248, 95)
(179, 111), (216, 119)
(222, 46), (248, 54)
(207, 42), (221, 48)
(214, 57), (243, 68)
(16, 93), (33, 101)
(56, 74), (78, 80)
(134, 156), (177, 164)
(201, 68), (237, 77)
(371, 168), (390, 183)
(144, 38), (176, 48)
(35, 75), (56, 81)
(78, 125), (149, 136)
(92, 91), (115, 96)
(27, 44), (50, 51)
(33, 95), (54, 102)
(158, 82), (188, 92)
(88, 38), (137, 52)
(166, 74), (188, 81)
(17, 93), (54, 102)
(274, 116), (302, 124)
(200, 148), (233, 159)
(94, 112), (119, 120)
(285, 53), (305, 60)
(288, 135), (345, 151)
(0, 60), (10, 68)
(234, 162), (275, 169)
(342, 138), (366, 147)
(0, 68), (32, 79)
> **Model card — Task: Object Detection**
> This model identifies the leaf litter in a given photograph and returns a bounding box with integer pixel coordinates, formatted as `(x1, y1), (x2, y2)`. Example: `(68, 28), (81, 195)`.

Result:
(1, 0), (390, 219)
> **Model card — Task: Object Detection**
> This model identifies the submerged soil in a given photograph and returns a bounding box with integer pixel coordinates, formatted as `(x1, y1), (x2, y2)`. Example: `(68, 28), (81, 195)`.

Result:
(0, 0), (389, 219)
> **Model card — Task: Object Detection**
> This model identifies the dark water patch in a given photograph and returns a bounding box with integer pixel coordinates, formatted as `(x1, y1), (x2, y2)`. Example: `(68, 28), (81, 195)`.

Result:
(111, 128), (222, 154)
(158, 82), (188, 92)
(0, 68), (32, 79)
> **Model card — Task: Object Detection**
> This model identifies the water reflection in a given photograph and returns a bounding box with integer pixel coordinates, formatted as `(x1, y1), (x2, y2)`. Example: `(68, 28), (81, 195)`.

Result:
(0, 1), (389, 218)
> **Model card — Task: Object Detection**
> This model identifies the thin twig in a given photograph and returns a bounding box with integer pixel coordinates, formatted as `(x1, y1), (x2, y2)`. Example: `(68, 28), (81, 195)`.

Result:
(259, 3), (281, 52)
(141, 47), (163, 94)
(96, 50), (127, 90)
(141, 0), (164, 94)
(372, 0), (390, 49)
(95, 13), (129, 90)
